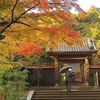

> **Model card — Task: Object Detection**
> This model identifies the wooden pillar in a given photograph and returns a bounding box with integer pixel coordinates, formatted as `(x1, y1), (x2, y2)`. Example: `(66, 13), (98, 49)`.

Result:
(84, 56), (89, 86)
(80, 64), (84, 84)
(94, 71), (99, 87)
(55, 58), (59, 86)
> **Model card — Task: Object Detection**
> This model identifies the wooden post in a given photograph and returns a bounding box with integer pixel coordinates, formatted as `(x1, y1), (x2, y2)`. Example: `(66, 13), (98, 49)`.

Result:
(80, 64), (84, 83)
(95, 71), (99, 86)
(55, 58), (59, 86)
(84, 56), (89, 86)
(93, 72), (99, 90)
(94, 73), (96, 86)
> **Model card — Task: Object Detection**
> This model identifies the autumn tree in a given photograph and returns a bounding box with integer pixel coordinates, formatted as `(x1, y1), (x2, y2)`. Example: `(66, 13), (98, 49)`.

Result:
(0, 0), (85, 60)
(0, 1), (85, 99)
(78, 6), (100, 49)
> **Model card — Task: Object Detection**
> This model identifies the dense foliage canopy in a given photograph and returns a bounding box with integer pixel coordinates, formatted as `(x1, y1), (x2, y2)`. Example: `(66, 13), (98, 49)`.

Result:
(0, 0), (84, 60)
(76, 6), (100, 49)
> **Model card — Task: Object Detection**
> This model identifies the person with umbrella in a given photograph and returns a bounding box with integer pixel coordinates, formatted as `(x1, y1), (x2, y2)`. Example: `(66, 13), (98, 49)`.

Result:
(65, 68), (75, 93)
(59, 66), (75, 93)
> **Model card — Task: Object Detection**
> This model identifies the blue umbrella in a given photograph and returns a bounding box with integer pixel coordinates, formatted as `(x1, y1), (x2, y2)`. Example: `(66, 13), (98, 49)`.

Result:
(59, 66), (72, 74)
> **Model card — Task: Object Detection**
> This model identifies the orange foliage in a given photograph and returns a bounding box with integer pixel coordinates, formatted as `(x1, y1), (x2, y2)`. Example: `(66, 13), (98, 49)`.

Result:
(39, 0), (49, 12)
(41, 24), (82, 45)
(18, 42), (44, 58)
(0, 0), (85, 58)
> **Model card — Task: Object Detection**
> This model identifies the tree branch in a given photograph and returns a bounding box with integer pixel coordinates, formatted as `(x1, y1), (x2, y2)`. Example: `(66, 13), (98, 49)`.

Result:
(0, 1), (40, 34)
(15, 21), (31, 26)
(13, 2), (40, 22)
(11, 0), (19, 21)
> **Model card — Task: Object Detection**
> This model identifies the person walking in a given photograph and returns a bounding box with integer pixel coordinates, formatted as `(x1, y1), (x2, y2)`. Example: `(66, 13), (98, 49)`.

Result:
(65, 68), (75, 93)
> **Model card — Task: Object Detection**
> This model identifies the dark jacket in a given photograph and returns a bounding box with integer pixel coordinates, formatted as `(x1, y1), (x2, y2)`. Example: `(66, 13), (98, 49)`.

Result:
(66, 71), (75, 81)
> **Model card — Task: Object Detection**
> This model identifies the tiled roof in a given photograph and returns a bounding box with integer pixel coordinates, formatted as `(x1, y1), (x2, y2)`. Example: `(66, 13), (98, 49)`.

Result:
(46, 39), (98, 53)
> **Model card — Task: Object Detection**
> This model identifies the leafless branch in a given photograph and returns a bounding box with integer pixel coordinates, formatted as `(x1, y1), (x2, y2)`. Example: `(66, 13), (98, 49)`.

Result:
(11, 0), (19, 21)
(0, 1), (40, 34)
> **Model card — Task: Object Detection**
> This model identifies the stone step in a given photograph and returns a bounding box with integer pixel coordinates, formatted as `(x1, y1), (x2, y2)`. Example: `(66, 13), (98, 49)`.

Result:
(33, 94), (100, 97)
(30, 86), (100, 100)
(32, 96), (100, 100)
(34, 90), (100, 94)
(32, 90), (100, 100)
(32, 97), (100, 99)
(29, 86), (100, 91)
(34, 92), (100, 95)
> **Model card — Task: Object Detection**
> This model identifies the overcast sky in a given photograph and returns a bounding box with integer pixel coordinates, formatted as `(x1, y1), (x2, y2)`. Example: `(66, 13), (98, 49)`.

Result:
(78, 0), (100, 11)
(71, 0), (100, 13)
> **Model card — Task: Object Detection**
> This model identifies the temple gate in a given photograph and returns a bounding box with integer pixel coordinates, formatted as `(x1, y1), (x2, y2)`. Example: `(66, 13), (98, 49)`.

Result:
(46, 39), (98, 86)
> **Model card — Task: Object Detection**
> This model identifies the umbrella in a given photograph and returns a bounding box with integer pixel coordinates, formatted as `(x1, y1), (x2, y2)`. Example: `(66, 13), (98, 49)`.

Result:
(59, 66), (72, 74)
